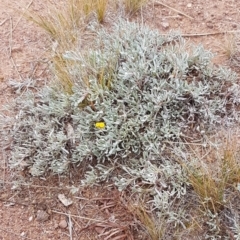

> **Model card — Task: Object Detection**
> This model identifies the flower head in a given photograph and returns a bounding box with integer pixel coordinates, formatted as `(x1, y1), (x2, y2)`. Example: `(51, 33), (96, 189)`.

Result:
(95, 122), (105, 129)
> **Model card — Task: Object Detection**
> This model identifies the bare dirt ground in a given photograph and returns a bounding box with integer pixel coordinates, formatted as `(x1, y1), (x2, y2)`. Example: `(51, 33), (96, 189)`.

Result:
(0, 0), (240, 239)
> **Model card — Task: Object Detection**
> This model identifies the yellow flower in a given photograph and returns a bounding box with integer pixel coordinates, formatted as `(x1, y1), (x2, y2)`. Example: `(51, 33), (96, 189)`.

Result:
(95, 122), (105, 129)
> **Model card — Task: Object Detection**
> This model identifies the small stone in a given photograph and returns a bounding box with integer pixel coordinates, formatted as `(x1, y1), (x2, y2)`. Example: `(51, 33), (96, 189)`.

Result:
(58, 194), (73, 207)
(1, 193), (8, 199)
(161, 22), (170, 29)
(95, 226), (104, 234)
(59, 219), (68, 229)
(20, 232), (25, 237)
(36, 210), (49, 222)
(54, 223), (59, 229)
(29, 216), (33, 222)
(206, 22), (213, 29)
(187, 3), (192, 8)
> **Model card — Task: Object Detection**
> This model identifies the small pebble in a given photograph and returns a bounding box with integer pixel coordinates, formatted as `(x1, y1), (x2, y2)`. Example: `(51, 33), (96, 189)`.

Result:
(36, 210), (49, 222)
(59, 219), (68, 229)
(29, 216), (33, 222)
(54, 223), (59, 229)
(187, 3), (192, 8)
(1, 193), (8, 199)
(161, 22), (170, 29)
(206, 21), (214, 29)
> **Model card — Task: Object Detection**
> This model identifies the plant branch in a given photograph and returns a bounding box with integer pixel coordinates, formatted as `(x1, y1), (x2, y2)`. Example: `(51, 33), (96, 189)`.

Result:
(154, 1), (194, 20)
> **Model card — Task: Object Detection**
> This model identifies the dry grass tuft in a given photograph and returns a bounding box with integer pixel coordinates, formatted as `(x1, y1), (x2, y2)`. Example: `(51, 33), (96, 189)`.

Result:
(220, 141), (240, 187)
(25, 0), (109, 93)
(96, 0), (109, 23)
(221, 33), (238, 59)
(52, 55), (74, 93)
(25, 0), (85, 93)
(187, 167), (225, 213)
(129, 202), (165, 239)
(186, 140), (240, 214)
(124, 0), (148, 15)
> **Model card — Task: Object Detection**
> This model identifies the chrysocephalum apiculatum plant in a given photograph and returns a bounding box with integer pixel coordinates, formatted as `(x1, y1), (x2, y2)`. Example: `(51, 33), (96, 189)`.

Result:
(2, 19), (240, 239)
(2, 20), (240, 177)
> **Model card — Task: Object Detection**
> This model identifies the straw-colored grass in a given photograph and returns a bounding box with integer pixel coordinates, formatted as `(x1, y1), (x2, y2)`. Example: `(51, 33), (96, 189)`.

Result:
(221, 33), (238, 59)
(186, 143), (240, 213)
(25, 0), (109, 93)
(124, 0), (148, 15)
(129, 203), (166, 239)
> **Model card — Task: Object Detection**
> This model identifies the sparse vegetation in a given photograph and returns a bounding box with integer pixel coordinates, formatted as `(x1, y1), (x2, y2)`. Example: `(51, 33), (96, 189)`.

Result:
(6, 21), (240, 176)
(1, 1), (240, 239)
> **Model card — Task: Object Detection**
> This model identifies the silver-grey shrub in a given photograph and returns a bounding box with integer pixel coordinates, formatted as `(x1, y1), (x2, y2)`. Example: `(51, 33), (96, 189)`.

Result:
(4, 20), (240, 176)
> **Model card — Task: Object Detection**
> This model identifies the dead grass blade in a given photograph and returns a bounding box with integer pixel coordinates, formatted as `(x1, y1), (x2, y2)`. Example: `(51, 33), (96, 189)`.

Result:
(96, 0), (108, 23)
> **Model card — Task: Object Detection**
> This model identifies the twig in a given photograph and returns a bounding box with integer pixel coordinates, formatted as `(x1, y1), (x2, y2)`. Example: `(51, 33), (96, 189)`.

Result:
(11, 0), (34, 33)
(74, 197), (114, 201)
(154, 1), (194, 20)
(0, 18), (8, 26)
(0, 198), (29, 207)
(178, 30), (240, 37)
(52, 210), (109, 223)
(8, 15), (13, 57)
(162, 140), (205, 146)
(68, 212), (73, 240)
(7, 13), (24, 81)
(0, 181), (71, 190)
(1, 150), (6, 187)
(159, 30), (240, 38)
(10, 57), (23, 81)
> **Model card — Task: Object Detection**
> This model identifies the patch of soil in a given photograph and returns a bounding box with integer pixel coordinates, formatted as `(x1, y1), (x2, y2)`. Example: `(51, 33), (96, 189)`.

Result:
(0, 0), (240, 239)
